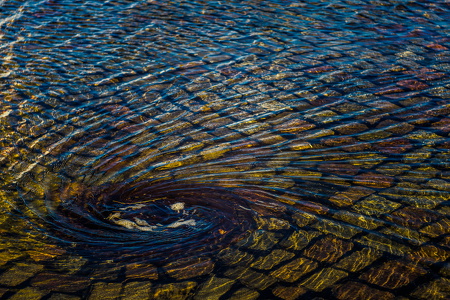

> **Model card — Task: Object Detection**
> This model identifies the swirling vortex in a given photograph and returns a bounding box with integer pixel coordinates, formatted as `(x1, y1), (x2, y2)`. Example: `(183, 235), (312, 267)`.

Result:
(45, 179), (282, 265)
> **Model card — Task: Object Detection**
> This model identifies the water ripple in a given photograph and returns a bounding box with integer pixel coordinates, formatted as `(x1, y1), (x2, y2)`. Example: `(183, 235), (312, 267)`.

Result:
(1, 0), (450, 298)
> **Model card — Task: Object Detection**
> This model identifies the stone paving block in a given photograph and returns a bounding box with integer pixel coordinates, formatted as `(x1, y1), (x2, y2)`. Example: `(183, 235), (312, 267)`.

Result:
(121, 281), (152, 300)
(52, 256), (87, 275)
(350, 156), (388, 171)
(270, 257), (318, 283)
(228, 122), (271, 135)
(274, 119), (315, 133)
(258, 100), (291, 111)
(279, 229), (321, 251)
(387, 206), (441, 230)
(236, 230), (281, 251)
(420, 218), (450, 238)
(224, 267), (277, 290)
(431, 118), (450, 133)
(357, 130), (392, 141)
(271, 285), (307, 300)
(318, 162), (361, 177)
(297, 129), (334, 140)
(303, 235), (354, 263)
(376, 162), (412, 176)
(88, 282), (122, 300)
(387, 188), (449, 209)
(321, 136), (369, 152)
(311, 218), (360, 239)
(228, 287), (259, 300)
(403, 149), (433, 163)
(30, 272), (90, 293)
(89, 264), (122, 281)
(332, 281), (395, 300)
(218, 248), (254, 266)
(335, 122), (369, 135)
(334, 247), (382, 272)
(306, 109), (338, 123)
(48, 293), (81, 300)
(334, 210), (383, 230)
(8, 287), (47, 300)
(125, 262), (158, 280)
(200, 116), (233, 129)
(440, 262), (450, 278)
(375, 134), (414, 154)
(255, 133), (286, 146)
(193, 276), (235, 300)
(255, 217), (291, 231)
(357, 233), (411, 257)
(164, 257), (214, 280)
(250, 249), (295, 270)
(384, 122), (415, 135)
(292, 198), (330, 215)
(291, 212), (317, 227)
(199, 145), (231, 161)
(0, 263), (44, 286)
(322, 174), (352, 187)
(410, 278), (450, 300)
(360, 260), (427, 289)
(352, 195), (401, 216)
(353, 172), (393, 188)
(152, 281), (197, 300)
(0, 250), (23, 267)
(26, 245), (66, 263)
(0, 288), (8, 298)
(282, 168), (321, 180)
(409, 245), (450, 264)
(300, 267), (348, 292)
(426, 179), (450, 191)
(380, 226), (429, 246)
(407, 130), (445, 144)
(329, 186), (375, 207)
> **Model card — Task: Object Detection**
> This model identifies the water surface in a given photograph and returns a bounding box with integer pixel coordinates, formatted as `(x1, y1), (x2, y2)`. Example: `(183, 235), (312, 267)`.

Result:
(1, 0), (450, 299)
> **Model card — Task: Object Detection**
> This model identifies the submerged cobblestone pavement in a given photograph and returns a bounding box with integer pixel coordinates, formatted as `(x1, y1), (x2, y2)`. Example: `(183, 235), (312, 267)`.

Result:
(1, 0), (450, 299)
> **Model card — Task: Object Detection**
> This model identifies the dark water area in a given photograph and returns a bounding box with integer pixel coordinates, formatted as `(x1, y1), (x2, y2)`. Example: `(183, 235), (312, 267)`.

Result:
(0, 0), (450, 299)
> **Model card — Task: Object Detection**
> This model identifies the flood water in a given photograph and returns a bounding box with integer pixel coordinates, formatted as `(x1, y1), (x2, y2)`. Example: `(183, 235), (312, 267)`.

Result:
(0, 0), (450, 299)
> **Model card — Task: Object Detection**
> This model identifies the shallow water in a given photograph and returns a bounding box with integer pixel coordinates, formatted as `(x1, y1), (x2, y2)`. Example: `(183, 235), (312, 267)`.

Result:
(0, 0), (450, 299)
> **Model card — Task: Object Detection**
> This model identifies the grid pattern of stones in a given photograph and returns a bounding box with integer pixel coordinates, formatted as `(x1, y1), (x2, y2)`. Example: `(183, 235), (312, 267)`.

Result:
(0, 0), (449, 299)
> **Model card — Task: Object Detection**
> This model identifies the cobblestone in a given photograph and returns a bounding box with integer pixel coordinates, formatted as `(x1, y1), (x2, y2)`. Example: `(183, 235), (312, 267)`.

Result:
(8, 287), (47, 300)
(279, 229), (321, 251)
(164, 257), (214, 280)
(300, 267), (348, 292)
(270, 257), (318, 283)
(121, 281), (152, 300)
(30, 272), (90, 293)
(334, 247), (382, 272)
(250, 249), (295, 270)
(360, 260), (427, 289)
(88, 282), (122, 300)
(224, 267), (277, 290)
(193, 276), (235, 300)
(303, 236), (354, 263)
(0, 263), (44, 286)
(228, 287), (259, 300)
(271, 285), (307, 300)
(152, 281), (197, 300)
(333, 281), (394, 300)
(410, 277), (450, 299)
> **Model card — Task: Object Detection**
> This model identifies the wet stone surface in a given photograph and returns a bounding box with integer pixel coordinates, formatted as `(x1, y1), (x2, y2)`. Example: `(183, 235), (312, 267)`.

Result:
(0, 0), (450, 299)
